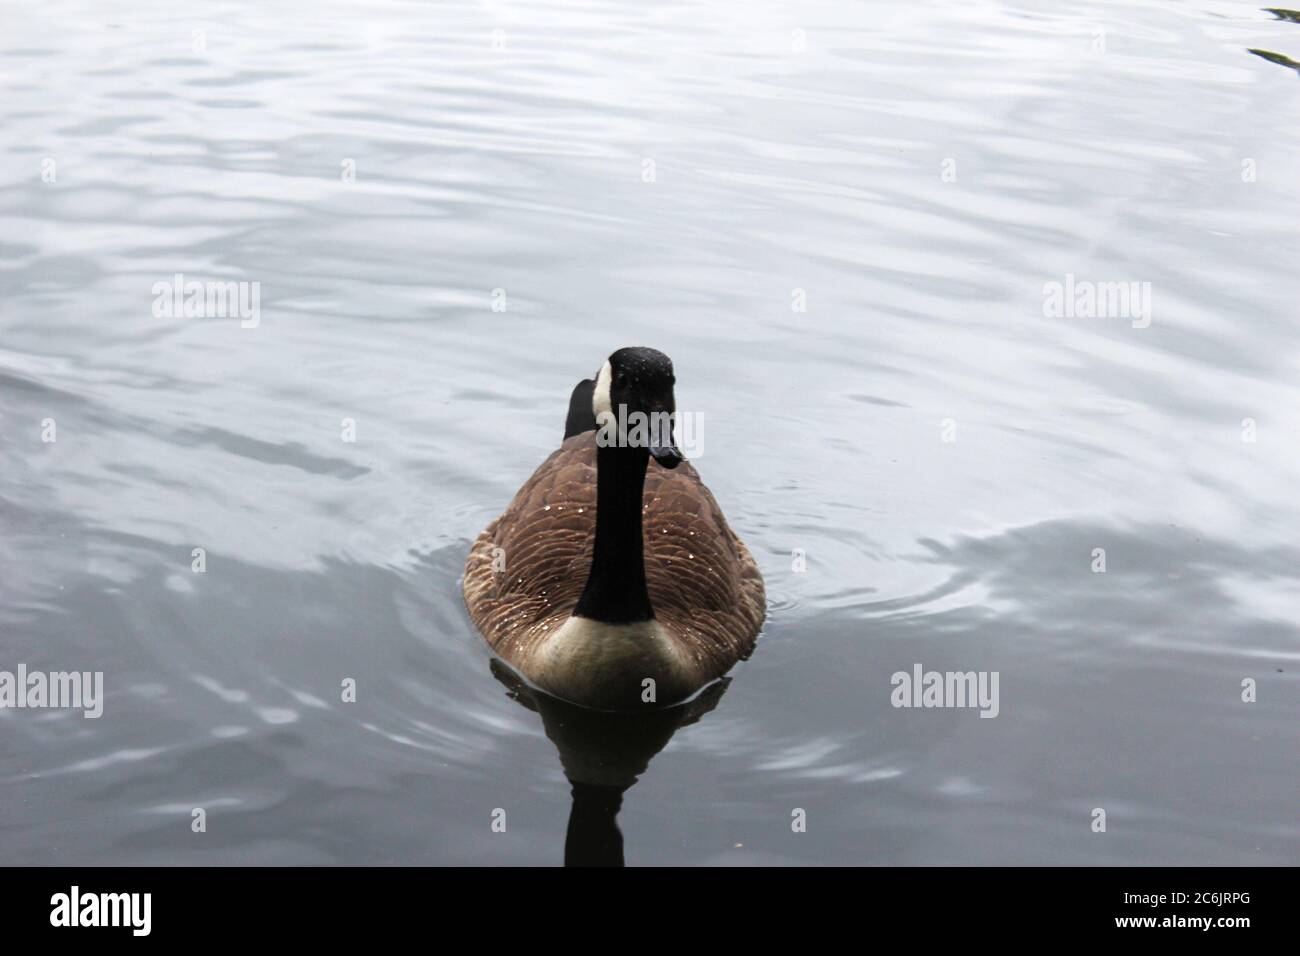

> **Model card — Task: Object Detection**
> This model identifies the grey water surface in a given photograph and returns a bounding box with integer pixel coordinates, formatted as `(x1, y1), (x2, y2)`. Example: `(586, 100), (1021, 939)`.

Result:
(1, 0), (1298, 865)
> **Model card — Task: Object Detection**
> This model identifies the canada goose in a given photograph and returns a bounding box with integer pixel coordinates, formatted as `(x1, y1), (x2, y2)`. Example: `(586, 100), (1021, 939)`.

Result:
(464, 347), (765, 710)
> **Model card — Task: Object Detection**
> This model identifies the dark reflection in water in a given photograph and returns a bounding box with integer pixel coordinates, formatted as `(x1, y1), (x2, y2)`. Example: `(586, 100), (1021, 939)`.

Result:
(1248, 47), (1300, 74)
(1253, 7), (1300, 75)
(1264, 8), (1300, 25)
(490, 660), (728, 867)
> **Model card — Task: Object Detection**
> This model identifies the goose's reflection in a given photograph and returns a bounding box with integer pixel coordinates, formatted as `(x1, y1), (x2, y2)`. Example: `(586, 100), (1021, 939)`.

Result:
(490, 658), (729, 867)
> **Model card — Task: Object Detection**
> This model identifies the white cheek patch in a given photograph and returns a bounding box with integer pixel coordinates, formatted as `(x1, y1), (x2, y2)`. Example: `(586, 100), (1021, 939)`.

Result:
(592, 360), (613, 420)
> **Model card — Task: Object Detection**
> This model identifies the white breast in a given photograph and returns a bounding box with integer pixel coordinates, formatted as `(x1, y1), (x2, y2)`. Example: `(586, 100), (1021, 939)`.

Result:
(533, 615), (694, 708)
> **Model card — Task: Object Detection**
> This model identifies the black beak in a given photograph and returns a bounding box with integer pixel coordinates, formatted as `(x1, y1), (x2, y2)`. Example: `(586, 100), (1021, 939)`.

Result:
(650, 443), (684, 469)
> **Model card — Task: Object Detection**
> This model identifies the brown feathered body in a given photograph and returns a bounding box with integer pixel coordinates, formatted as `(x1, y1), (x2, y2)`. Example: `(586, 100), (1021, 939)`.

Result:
(464, 431), (765, 709)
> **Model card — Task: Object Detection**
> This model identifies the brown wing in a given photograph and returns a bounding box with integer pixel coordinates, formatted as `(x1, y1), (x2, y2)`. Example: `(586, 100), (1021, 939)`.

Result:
(642, 458), (765, 678)
(463, 435), (598, 663)
(463, 432), (765, 679)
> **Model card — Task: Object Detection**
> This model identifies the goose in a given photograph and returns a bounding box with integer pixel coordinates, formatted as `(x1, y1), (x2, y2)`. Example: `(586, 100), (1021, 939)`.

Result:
(463, 347), (765, 710)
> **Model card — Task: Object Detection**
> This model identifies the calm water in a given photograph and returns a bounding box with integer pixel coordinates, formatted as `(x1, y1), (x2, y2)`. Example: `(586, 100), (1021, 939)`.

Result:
(2, 0), (1298, 866)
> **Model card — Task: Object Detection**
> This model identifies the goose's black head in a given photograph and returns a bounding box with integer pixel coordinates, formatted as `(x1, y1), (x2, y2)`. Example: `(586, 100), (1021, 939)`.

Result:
(592, 347), (683, 468)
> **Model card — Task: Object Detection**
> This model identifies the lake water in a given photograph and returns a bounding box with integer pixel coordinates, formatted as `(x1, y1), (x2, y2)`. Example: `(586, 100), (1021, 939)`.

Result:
(2, 0), (1297, 865)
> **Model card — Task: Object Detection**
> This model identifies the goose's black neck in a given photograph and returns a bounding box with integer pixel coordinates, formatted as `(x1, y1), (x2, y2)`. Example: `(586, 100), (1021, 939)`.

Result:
(573, 443), (654, 624)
